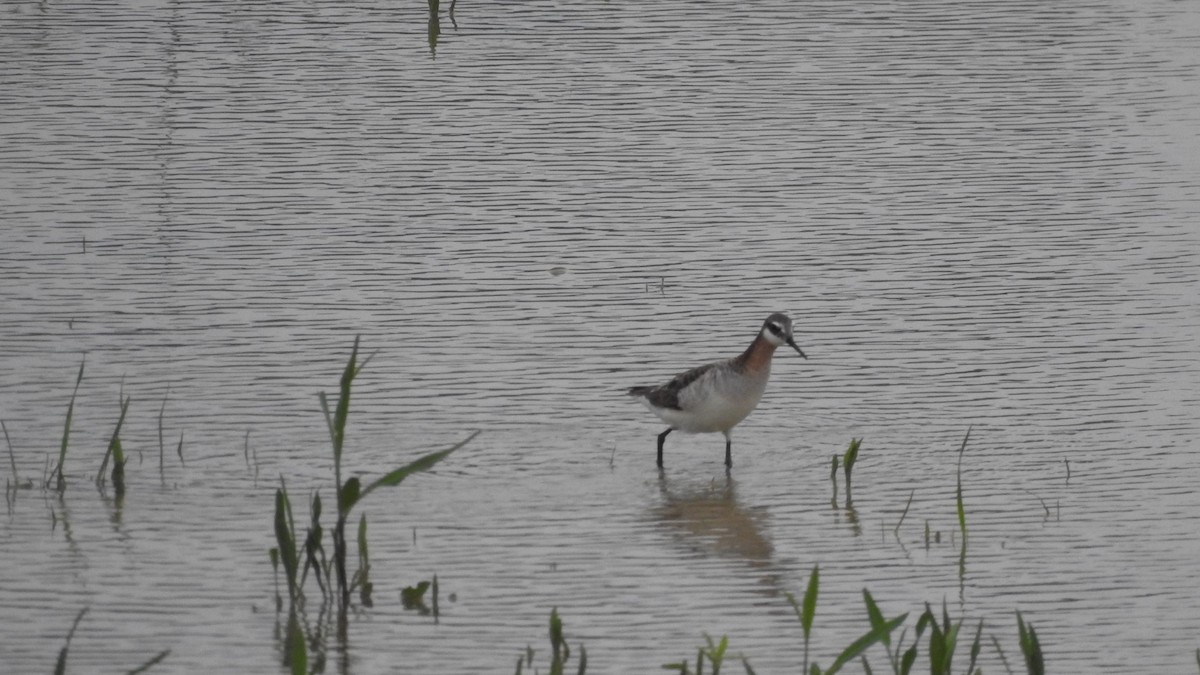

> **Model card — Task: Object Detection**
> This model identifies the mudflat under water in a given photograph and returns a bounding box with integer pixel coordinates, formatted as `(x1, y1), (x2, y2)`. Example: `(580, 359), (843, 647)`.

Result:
(2, 0), (1199, 672)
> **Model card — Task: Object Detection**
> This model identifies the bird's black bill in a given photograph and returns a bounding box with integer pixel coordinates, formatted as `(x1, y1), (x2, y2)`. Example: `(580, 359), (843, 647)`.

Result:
(787, 338), (808, 359)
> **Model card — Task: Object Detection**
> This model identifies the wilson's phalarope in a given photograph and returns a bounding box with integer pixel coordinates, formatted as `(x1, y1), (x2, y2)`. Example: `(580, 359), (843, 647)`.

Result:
(628, 313), (806, 469)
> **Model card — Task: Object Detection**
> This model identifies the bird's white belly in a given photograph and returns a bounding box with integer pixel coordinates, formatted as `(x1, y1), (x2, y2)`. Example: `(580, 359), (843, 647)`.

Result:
(645, 382), (765, 434)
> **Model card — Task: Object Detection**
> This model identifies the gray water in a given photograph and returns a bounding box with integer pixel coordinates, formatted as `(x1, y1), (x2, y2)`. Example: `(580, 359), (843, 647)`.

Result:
(3, 0), (1200, 672)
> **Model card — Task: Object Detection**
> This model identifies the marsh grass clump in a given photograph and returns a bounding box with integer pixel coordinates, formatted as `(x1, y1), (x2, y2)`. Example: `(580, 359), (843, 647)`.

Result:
(827, 438), (861, 509)
(315, 336), (477, 611)
(663, 634), (735, 675)
(268, 336), (477, 626)
(708, 564), (1046, 675)
(96, 392), (132, 497)
(516, 608), (586, 675)
(799, 579), (1046, 675)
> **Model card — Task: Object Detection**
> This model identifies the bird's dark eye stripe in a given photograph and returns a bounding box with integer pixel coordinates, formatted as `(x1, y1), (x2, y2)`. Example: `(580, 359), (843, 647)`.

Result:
(767, 323), (784, 335)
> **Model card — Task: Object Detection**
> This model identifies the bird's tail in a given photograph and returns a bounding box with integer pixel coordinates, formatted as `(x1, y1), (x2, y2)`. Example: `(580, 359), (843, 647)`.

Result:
(627, 386), (653, 397)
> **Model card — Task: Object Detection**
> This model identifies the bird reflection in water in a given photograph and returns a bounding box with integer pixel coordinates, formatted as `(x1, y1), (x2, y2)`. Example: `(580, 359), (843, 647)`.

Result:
(652, 471), (780, 590)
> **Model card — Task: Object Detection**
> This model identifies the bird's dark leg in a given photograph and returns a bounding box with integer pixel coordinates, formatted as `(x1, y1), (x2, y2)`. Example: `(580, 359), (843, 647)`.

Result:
(724, 435), (733, 468)
(657, 428), (672, 468)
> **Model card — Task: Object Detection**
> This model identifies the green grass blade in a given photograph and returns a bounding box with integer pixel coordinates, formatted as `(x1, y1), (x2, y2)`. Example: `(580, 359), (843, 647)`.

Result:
(339, 476), (362, 515)
(274, 485), (299, 600)
(284, 609), (307, 675)
(928, 619), (948, 674)
(331, 336), (361, 466)
(106, 395), (132, 491)
(894, 488), (915, 536)
(549, 607), (564, 662)
(318, 391), (336, 455)
(862, 589), (886, 635)
(965, 619), (983, 674)
(55, 357), (86, 491)
(825, 612), (907, 674)
(843, 437), (861, 477)
(356, 512), (372, 604)
(899, 643), (918, 675)
(802, 565), (819, 638)
(787, 566), (819, 675)
(359, 430), (480, 502)
(956, 427), (971, 543)
(1016, 612), (1044, 675)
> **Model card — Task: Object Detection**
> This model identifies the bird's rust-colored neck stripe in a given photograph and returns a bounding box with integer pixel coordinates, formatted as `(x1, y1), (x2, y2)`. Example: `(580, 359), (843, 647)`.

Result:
(733, 333), (777, 374)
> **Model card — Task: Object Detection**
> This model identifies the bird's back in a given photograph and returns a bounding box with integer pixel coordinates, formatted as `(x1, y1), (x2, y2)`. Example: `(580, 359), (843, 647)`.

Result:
(629, 358), (769, 433)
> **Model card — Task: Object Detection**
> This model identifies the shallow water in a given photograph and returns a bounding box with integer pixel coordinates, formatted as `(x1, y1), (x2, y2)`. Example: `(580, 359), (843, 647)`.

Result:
(2, 0), (1200, 672)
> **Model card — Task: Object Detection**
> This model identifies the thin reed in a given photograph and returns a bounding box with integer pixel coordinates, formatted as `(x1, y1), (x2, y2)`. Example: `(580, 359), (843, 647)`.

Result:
(52, 357), (85, 492)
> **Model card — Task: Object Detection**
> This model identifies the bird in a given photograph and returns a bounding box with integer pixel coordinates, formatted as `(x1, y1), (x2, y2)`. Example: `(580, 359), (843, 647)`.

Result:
(627, 312), (807, 469)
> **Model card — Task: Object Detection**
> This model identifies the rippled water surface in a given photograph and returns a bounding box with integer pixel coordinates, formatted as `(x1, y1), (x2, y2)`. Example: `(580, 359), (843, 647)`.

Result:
(3, 0), (1200, 672)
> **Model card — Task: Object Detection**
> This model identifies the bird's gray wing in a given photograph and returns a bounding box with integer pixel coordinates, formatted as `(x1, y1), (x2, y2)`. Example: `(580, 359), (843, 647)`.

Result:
(628, 362), (718, 411)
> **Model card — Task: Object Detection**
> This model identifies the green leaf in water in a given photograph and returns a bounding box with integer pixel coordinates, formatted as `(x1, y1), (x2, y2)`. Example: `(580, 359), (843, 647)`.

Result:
(54, 357), (85, 492)
(402, 581), (432, 611)
(843, 437), (861, 477)
(339, 476), (361, 516)
(1016, 611), (1044, 675)
(825, 611), (907, 675)
(359, 430), (480, 503)
(802, 565), (819, 638)
(284, 608), (307, 675)
(274, 485), (299, 601)
(550, 607), (565, 663)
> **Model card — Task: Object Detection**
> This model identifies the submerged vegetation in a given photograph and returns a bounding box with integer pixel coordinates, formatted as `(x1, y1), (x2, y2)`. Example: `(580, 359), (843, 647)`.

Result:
(515, 608), (587, 675)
